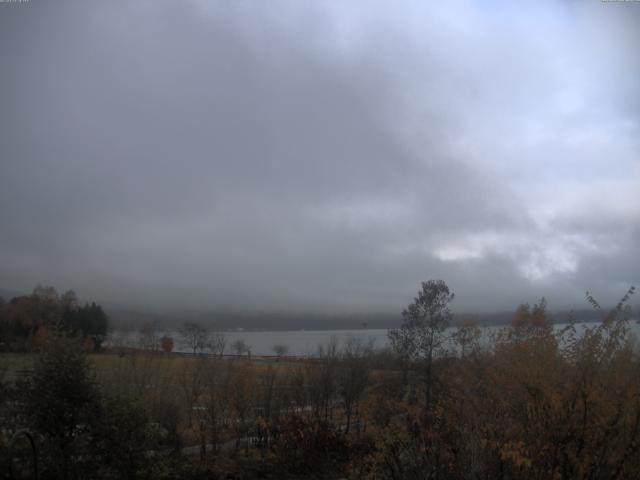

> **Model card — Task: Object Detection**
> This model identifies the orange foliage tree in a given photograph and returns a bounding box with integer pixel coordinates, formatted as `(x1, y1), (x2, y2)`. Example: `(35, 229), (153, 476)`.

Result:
(161, 335), (174, 353)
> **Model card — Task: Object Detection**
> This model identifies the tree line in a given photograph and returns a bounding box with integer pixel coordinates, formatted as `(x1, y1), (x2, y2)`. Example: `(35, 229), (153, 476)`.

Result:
(0, 284), (108, 352)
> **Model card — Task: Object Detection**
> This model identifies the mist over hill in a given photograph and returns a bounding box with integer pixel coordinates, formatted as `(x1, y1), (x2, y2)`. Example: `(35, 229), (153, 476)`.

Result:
(2, 284), (632, 332)
(105, 305), (617, 332)
(0, 288), (25, 301)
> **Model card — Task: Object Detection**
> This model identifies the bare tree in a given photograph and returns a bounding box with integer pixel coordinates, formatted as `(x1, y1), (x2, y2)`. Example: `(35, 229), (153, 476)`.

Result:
(307, 337), (340, 422)
(452, 318), (481, 358)
(178, 356), (206, 428)
(139, 320), (160, 352)
(201, 357), (226, 455)
(226, 362), (255, 456)
(180, 322), (209, 354)
(232, 338), (249, 357)
(208, 330), (227, 357)
(338, 336), (373, 434)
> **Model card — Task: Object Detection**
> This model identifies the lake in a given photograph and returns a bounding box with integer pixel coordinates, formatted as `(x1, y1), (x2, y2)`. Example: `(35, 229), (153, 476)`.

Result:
(111, 320), (640, 356)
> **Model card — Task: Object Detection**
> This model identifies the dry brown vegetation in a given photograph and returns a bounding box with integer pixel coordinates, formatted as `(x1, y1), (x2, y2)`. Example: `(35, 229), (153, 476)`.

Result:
(2, 285), (639, 479)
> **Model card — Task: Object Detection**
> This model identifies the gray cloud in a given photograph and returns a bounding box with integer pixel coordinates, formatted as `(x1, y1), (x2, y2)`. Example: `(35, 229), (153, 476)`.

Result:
(1, 0), (638, 315)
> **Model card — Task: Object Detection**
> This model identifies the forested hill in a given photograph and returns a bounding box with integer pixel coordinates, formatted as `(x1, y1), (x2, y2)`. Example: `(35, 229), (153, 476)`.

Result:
(0, 285), (108, 352)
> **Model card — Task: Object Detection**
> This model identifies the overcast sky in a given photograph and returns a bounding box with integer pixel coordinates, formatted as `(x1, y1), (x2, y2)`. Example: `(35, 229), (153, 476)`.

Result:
(1, 0), (638, 314)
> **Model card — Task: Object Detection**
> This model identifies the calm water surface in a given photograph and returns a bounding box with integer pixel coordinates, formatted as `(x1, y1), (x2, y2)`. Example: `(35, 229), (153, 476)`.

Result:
(113, 320), (640, 356)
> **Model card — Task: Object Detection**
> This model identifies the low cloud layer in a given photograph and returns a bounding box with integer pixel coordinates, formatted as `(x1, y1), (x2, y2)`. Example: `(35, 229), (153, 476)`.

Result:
(1, 0), (638, 314)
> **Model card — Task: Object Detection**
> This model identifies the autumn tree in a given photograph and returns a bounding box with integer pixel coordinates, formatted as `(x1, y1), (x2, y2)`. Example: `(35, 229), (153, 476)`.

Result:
(161, 334), (174, 353)
(507, 298), (552, 345)
(2, 288), (62, 349)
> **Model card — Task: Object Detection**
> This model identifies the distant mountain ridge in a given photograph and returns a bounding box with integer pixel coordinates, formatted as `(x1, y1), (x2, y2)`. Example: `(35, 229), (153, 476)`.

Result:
(106, 306), (623, 332)
(0, 287), (631, 330)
